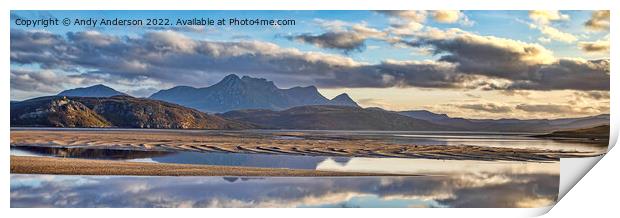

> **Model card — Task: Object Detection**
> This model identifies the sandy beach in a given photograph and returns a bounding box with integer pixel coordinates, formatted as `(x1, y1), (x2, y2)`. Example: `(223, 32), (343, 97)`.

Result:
(10, 129), (599, 162)
(11, 156), (407, 177)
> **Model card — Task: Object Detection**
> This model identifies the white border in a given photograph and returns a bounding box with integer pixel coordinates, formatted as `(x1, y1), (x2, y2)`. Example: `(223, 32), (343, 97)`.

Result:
(3, 1), (618, 217)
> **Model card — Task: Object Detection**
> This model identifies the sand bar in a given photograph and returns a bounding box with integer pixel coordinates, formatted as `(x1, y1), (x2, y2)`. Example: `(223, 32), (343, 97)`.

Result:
(11, 156), (409, 177)
(11, 129), (602, 161)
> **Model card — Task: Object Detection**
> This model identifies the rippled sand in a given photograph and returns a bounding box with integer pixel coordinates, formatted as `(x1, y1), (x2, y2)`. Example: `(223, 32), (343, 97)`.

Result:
(11, 156), (405, 176)
(10, 129), (601, 161)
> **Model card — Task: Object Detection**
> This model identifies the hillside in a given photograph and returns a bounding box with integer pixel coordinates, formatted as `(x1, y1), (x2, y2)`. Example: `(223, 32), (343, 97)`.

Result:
(535, 125), (610, 140)
(11, 95), (254, 129)
(221, 105), (455, 131)
(398, 110), (609, 133)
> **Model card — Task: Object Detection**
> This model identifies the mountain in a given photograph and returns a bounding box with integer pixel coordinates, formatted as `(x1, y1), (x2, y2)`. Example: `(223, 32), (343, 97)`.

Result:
(11, 96), (111, 128)
(399, 110), (450, 121)
(11, 95), (254, 129)
(57, 84), (127, 97)
(149, 74), (359, 112)
(220, 105), (455, 131)
(535, 125), (609, 140)
(398, 110), (609, 133)
(329, 94), (359, 107)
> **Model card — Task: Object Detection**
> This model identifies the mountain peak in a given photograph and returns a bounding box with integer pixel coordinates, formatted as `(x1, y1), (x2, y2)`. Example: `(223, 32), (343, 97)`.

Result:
(149, 75), (359, 112)
(333, 93), (351, 99)
(241, 75), (275, 87)
(220, 74), (241, 83)
(330, 93), (359, 107)
(58, 84), (127, 98)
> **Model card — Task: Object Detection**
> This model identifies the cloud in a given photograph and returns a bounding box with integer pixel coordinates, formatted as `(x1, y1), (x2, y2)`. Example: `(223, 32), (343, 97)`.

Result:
(528, 11), (569, 25)
(457, 103), (513, 113)
(431, 11), (473, 26)
(377, 10), (427, 23)
(10, 69), (94, 93)
(506, 58), (609, 91)
(403, 29), (555, 77)
(585, 10), (610, 31)
(287, 24), (386, 52)
(579, 40), (609, 53)
(432, 11), (462, 23)
(515, 104), (575, 114)
(574, 91), (609, 100)
(10, 172), (558, 208)
(11, 29), (609, 99)
(536, 25), (577, 43)
(377, 11), (472, 37)
(527, 11), (577, 43)
(400, 29), (609, 90)
(377, 11), (427, 36)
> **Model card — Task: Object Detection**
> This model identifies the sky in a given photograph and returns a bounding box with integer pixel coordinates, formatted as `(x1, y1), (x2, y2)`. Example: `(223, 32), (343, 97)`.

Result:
(10, 10), (610, 119)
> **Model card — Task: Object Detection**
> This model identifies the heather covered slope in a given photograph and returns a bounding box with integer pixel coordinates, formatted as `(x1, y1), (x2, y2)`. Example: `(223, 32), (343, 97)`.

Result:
(11, 95), (254, 129)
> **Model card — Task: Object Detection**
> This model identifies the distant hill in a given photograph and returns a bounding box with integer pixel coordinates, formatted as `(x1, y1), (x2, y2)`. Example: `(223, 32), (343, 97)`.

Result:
(57, 84), (127, 97)
(149, 74), (359, 112)
(398, 110), (609, 132)
(11, 95), (254, 129)
(535, 125), (610, 140)
(399, 110), (450, 121)
(221, 105), (455, 131)
(330, 94), (359, 107)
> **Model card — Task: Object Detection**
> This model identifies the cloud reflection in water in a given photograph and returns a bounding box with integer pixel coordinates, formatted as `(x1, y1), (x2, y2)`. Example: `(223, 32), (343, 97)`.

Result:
(11, 172), (558, 208)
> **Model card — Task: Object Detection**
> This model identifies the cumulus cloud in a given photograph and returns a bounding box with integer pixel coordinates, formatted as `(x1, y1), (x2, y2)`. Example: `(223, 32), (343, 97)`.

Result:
(431, 10), (473, 26)
(527, 10), (577, 43)
(377, 11), (472, 36)
(528, 11), (569, 25)
(573, 91), (610, 100)
(536, 25), (577, 43)
(400, 29), (609, 90)
(579, 40), (609, 53)
(403, 29), (555, 77)
(506, 58), (609, 91)
(378, 10), (427, 23)
(287, 24), (386, 52)
(377, 11), (426, 36)
(10, 69), (94, 93)
(585, 10), (610, 31)
(10, 29), (610, 99)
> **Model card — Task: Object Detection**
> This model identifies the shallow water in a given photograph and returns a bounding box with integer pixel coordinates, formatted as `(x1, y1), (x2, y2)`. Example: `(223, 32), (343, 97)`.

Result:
(12, 128), (608, 154)
(10, 173), (559, 208)
(11, 146), (558, 175)
(10, 128), (565, 208)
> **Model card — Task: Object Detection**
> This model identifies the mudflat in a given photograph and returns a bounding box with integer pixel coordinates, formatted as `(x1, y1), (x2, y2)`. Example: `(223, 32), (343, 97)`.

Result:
(11, 156), (405, 177)
(10, 129), (600, 161)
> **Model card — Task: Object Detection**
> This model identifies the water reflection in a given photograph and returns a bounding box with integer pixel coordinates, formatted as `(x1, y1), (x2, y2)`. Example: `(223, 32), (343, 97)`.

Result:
(11, 146), (558, 175)
(11, 146), (349, 170)
(11, 172), (558, 208)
